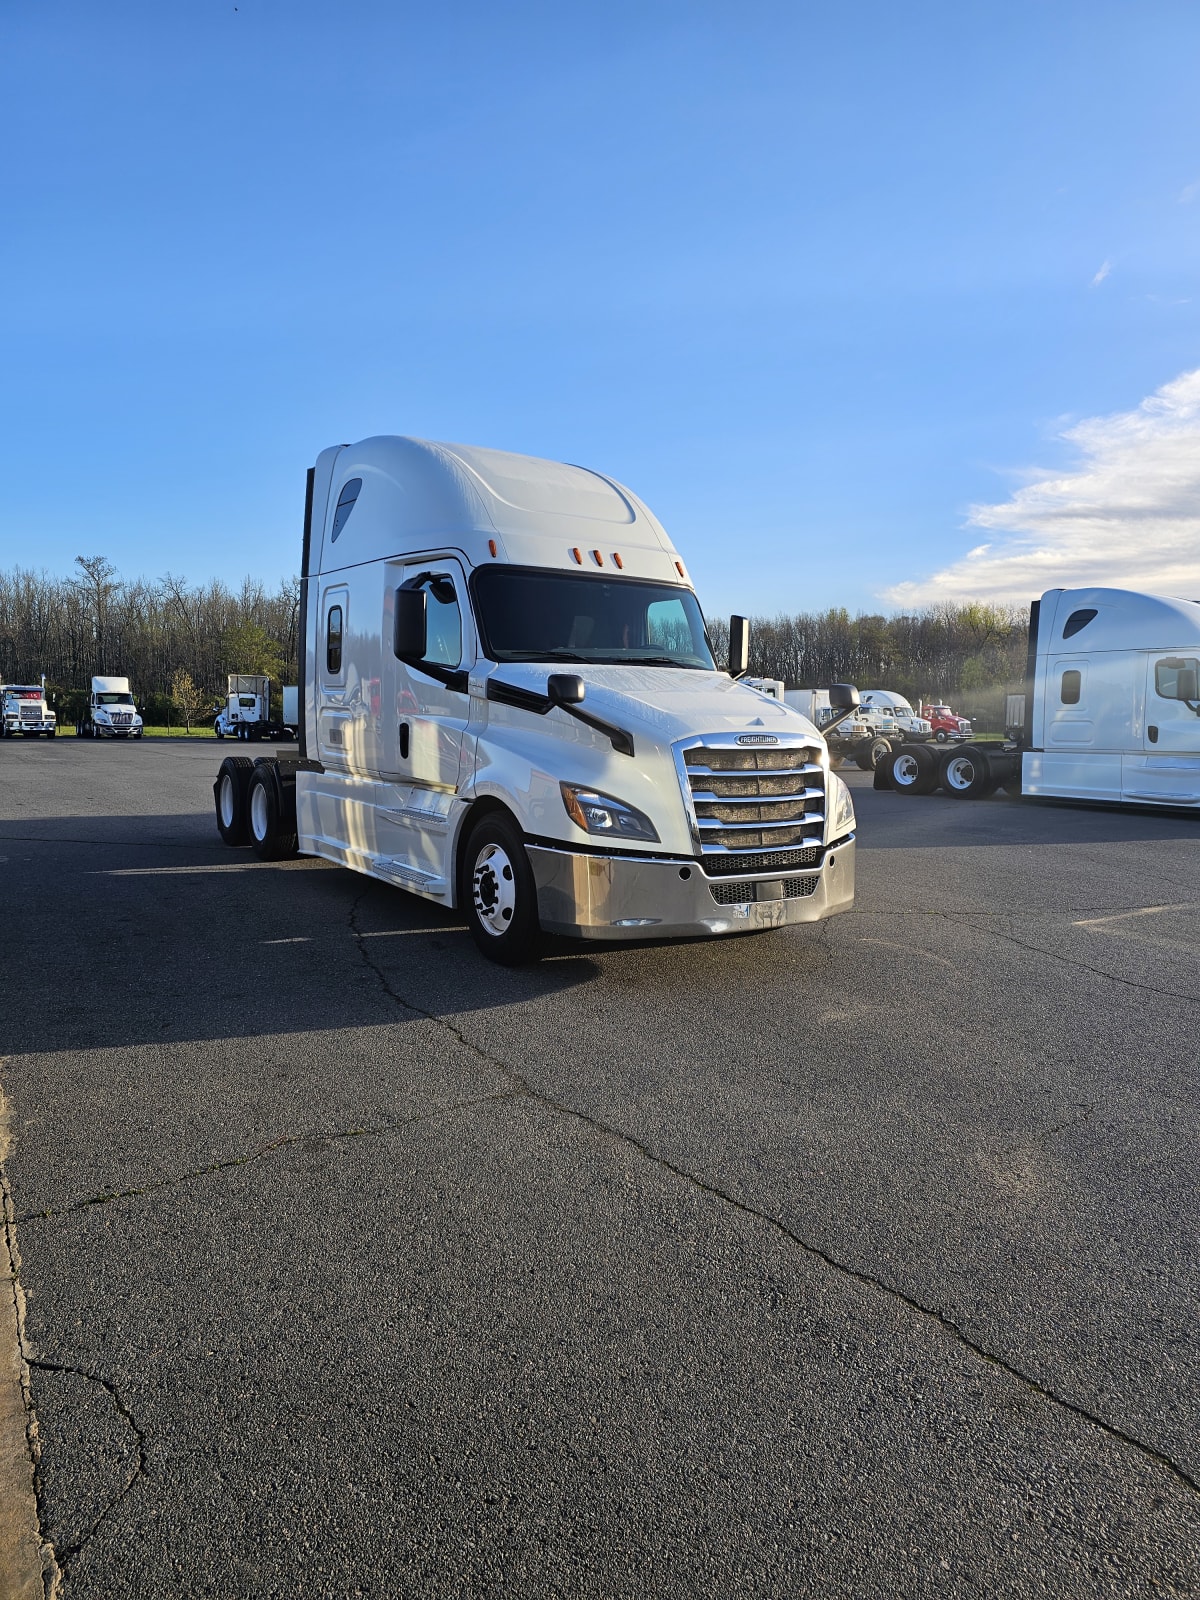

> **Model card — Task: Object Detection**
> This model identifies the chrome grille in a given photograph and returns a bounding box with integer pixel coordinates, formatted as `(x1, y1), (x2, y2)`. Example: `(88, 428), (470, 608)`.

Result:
(681, 740), (825, 862)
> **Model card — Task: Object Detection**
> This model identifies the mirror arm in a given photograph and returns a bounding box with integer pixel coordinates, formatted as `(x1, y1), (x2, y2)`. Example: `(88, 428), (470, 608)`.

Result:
(485, 678), (634, 755)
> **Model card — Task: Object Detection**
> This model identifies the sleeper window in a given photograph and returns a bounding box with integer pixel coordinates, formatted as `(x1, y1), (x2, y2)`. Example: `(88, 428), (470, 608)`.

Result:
(1060, 669), (1081, 706)
(330, 479), (361, 543)
(326, 605), (343, 675)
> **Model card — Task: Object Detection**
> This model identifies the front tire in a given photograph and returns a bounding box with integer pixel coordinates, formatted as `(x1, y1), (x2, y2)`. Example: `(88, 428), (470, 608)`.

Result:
(214, 755), (254, 845)
(461, 812), (542, 965)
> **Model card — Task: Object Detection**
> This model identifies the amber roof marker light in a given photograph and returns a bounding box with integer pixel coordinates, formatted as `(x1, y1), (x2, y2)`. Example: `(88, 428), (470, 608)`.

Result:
(612, 552), (624, 570)
(570, 547), (583, 564)
(592, 549), (603, 565)
(488, 539), (498, 557)
(675, 560), (686, 578)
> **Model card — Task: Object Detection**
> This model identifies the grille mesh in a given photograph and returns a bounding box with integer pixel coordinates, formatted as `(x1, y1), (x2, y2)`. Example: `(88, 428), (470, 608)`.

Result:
(710, 874), (820, 905)
(702, 846), (823, 877)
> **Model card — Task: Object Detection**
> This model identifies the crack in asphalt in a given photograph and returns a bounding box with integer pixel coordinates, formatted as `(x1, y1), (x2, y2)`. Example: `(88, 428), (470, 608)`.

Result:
(15, 1095), (514, 1226)
(1, 1140), (60, 1599)
(25, 1357), (147, 1584)
(843, 905), (1200, 1007)
(347, 890), (1200, 1504)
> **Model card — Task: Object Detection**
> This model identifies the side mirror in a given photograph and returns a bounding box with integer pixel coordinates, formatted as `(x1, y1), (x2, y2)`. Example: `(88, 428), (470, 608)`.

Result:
(829, 683), (859, 711)
(547, 673), (585, 706)
(1178, 667), (1198, 701)
(728, 615), (749, 678)
(394, 588), (427, 659)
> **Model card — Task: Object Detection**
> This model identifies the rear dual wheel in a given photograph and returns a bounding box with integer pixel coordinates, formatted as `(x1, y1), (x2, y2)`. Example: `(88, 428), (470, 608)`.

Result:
(215, 756), (254, 845)
(940, 747), (998, 800)
(247, 765), (298, 860)
(888, 744), (938, 795)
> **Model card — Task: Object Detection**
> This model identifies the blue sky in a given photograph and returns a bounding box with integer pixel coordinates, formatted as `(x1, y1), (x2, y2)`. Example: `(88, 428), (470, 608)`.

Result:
(4, 0), (1200, 616)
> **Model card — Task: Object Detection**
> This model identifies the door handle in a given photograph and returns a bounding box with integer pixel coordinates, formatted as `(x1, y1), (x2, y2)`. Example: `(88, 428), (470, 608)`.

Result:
(1148, 725), (1158, 743)
(398, 721), (410, 759)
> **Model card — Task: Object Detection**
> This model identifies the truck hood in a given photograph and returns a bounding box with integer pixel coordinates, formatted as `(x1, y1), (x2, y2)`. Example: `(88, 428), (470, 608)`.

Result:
(485, 664), (823, 746)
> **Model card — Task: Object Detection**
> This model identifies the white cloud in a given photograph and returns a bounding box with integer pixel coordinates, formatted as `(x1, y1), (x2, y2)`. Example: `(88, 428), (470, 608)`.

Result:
(1180, 179), (1200, 204)
(1090, 259), (1111, 286)
(882, 368), (1200, 608)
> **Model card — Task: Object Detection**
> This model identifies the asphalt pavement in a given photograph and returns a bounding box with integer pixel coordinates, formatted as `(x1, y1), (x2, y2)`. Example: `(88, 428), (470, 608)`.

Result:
(0, 737), (1197, 1598)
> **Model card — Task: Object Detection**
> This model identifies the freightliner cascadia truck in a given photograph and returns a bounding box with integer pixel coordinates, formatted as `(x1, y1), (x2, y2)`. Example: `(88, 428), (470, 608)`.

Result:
(876, 587), (1200, 807)
(213, 436), (860, 963)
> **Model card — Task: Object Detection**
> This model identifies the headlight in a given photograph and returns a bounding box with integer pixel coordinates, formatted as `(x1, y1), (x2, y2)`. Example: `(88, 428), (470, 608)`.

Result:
(828, 772), (855, 838)
(560, 782), (659, 843)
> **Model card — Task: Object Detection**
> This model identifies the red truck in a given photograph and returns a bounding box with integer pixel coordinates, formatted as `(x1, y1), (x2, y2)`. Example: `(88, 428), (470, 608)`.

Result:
(921, 703), (972, 743)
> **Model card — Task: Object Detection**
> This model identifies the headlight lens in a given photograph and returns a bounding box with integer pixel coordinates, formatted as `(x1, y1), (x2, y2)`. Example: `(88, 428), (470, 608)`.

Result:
(560, 783), (660, 843)
(828, 771), (855, 838)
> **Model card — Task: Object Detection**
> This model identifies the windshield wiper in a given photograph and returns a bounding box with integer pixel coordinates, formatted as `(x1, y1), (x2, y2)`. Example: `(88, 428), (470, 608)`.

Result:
(500, 649), (588, 663)
(618, 655), (701, 668)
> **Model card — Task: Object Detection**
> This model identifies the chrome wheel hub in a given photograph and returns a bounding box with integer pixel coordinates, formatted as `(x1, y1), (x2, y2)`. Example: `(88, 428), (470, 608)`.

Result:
(472, 843), (516, 936)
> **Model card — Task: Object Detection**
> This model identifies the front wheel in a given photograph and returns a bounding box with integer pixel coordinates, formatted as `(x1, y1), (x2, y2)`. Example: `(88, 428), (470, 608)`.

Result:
(934, 729), (949, 743)
(215, 723), (224, 740)
(461, 812), (542, 965)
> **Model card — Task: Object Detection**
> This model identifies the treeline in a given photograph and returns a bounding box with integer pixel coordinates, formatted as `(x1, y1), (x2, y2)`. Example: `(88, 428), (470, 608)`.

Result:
(707, 602), (1029, 704)
(0, 559), (300, 718)
(0, 559), (1029, 724)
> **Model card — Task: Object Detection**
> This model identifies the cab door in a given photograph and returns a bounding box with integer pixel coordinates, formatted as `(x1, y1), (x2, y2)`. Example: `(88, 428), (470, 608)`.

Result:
(1145, 653), (1200, 755)
(377, 560), (475, 886)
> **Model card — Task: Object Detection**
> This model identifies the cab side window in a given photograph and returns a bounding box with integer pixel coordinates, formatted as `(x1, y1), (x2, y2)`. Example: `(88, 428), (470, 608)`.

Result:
(1060, 669), (1082, 706)
(423, 578), (462, 668)
(327, 605), (344, 675)
(1155, 657), (1200, 700)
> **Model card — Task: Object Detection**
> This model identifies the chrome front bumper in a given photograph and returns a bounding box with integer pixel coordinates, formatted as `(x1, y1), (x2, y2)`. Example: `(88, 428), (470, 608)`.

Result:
(527, 839), (855, 941)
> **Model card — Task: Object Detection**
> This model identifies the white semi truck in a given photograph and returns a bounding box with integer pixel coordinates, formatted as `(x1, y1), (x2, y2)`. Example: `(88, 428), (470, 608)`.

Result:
(1, 679), (56, 738)
(214, 676), (299, 741)
(213, 436), (860, 963)
(79, 676), (143, 739)
(877, 586), (1200, 806)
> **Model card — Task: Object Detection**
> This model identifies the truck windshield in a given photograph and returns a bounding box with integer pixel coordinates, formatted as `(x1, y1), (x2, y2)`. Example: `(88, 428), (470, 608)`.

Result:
(96, 693), (134, 705)
(472, 568), (715, 668)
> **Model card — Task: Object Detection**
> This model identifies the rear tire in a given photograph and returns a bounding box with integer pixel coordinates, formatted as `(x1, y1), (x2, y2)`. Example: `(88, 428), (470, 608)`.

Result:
(247, 763), (299, 860)
(461, 811), (542, 965)
(940, 746), (997, 800)
(214, 755), (254, 845)
(889, 744), (937, 795)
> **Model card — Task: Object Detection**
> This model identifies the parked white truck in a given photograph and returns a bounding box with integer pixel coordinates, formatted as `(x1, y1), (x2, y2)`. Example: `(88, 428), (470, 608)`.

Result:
(878, 586), (1200, 806)
(213, 436), (860, 962)
(214, 676), (299, 741)
(1, 679), (56, 738)
(79, 676), (143, 739)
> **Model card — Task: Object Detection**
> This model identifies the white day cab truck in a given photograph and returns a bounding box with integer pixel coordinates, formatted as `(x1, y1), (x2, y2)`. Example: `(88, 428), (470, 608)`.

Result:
(876, 586), (1200, 807)
(78, 676), (143, 739)
(1, 679), (56, 738)
(213, 436), (861, 963)
(214, 675), (299, 741)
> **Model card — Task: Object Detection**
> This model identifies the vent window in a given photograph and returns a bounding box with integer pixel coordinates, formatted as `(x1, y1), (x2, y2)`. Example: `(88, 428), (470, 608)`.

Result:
(1062, 608), (1097, 639)
(330, 479), (362, 543)
(1060, 669), (1081, 706)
